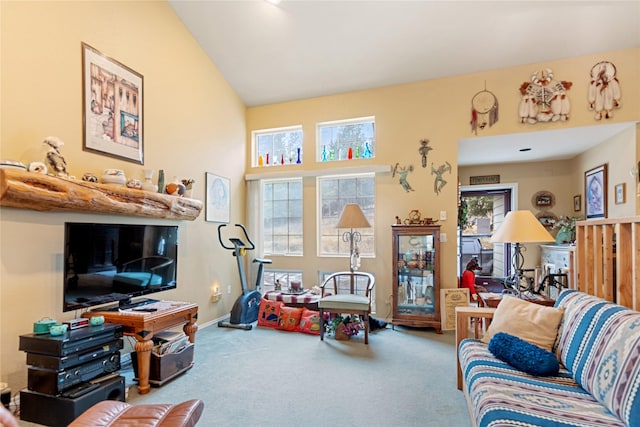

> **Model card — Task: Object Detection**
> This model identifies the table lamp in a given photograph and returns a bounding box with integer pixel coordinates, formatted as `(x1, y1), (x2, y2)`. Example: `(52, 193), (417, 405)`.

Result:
(336, 204), (371, 272)
(490, 210), (554, 294)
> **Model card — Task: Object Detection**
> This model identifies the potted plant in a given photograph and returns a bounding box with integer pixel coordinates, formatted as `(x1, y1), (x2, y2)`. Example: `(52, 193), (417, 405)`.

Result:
(553, 216), (581, 245)
(326, 314), (363, 340)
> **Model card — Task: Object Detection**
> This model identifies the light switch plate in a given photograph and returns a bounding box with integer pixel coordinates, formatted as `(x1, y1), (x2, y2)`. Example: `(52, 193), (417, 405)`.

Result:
(441, 232), (447, 242)
(440, 210), (447, 221)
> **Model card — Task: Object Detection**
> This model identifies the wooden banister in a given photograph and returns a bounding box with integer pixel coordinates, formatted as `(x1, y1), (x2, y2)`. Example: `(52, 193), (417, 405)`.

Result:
(574, 216), (640, 310)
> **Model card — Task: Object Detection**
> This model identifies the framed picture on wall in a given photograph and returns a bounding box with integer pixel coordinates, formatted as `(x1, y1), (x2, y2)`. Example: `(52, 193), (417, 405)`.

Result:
(573, 195), (581, 212)
(615, 183), (626, 204)
(205, 173), (230, 223)
(584, 164), (607, 219)
(82, 42), (144, 164)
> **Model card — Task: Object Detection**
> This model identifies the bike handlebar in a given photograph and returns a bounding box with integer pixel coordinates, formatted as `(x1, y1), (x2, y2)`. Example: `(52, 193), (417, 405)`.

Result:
(217, 223), (256, 251)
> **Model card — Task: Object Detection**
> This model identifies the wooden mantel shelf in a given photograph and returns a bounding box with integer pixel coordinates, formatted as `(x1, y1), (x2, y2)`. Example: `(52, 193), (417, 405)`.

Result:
(0, 169), (202, 220)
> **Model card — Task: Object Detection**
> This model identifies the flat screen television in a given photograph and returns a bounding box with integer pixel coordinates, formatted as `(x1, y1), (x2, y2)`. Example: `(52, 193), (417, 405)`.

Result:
(63, 222), (178, 312)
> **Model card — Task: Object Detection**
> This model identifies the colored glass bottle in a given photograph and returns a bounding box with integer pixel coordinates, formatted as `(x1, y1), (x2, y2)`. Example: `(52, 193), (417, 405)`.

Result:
(281, 154), (284, 165)
(296, 147), (302, 164)
(258, 155), (264, 167)
(266, 153), (270, 166)
(348, 147), (353, 159)
(321, 146), (328, 162)
(355, 146), (360, 158)
(157, 169), (165, 194)
(363, 142), (373, 158)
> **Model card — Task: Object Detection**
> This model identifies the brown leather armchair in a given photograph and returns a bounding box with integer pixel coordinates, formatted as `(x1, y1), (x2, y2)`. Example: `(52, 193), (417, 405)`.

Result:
(68, 399), (204, 427)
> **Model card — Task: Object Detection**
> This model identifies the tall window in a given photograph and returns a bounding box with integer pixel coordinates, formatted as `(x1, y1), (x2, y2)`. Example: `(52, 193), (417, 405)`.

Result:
(316, 117), (375, 162)
(317, 174), (375, 257)
(252, 126), (303, 167)
(262, 178), (303, 256)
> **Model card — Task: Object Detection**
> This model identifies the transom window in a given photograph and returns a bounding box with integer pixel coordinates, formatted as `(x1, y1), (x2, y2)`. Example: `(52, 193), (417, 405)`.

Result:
(262, 178), (303, 256)
(316, 117), (375, 162)
(252, 126), (303, 167)
(317, 174), (375, 257)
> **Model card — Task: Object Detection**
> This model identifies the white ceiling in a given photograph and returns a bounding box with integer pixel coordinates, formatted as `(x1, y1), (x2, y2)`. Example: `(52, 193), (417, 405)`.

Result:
(168, 0), (640, 164)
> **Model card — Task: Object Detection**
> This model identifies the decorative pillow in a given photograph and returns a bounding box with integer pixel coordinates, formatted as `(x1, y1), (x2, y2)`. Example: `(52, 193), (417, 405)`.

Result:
(481, 295), (564, 351)
(296, 309), (321, 335)
(277, 306), (303, 331)
(489, 332), (560, 376)
(257, 299), (282, 328)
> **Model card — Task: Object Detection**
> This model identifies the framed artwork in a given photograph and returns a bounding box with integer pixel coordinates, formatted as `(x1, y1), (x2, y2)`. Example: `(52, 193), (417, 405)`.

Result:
(82, 42), (144, 164)
(205, 173), (230, 223)
(536, 211), (558, 228)
(584, 164), (607, 219)
(532, 190), (555, 209)
(615, 183), (626, 204)
(573, 195), (581, 212)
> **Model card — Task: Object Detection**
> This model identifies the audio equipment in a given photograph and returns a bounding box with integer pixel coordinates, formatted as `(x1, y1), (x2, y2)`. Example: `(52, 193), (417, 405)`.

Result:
(19, 323), (122, 356)
(63, 317), (90, 330)
(26, 339), (122, 370)
(20, 375), (125, 427)
(27, 352), (120, 395)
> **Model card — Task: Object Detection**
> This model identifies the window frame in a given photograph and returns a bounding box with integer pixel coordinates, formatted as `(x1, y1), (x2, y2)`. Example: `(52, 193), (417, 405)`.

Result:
(316, 116), (375, 162)
(252, 125), (303, 167)
(261, 177), (304, 257)
(316, 173), (375, 258)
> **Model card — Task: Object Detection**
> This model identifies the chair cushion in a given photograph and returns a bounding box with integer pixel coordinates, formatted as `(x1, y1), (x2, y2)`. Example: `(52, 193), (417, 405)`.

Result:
(318, 294), (370, 311)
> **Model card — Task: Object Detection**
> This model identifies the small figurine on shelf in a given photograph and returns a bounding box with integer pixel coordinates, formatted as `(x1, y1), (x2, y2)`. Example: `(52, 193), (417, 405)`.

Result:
(181, 178), (195, 198)
(43, 136), (68, 177)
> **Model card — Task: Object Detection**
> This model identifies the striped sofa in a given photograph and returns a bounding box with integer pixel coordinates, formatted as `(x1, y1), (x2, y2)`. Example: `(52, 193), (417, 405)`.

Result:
(459, 289), (640, 427)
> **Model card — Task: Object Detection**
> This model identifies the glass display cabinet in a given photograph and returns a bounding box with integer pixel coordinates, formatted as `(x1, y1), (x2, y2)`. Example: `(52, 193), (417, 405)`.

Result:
(391, 225), (442, 333)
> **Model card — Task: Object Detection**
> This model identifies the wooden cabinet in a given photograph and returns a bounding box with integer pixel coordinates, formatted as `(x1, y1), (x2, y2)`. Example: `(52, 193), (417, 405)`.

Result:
(391, 225), (441, 333)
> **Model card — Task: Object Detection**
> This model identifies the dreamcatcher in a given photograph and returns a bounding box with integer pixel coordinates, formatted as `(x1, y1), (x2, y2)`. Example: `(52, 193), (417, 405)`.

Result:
(588, 61), (621, 120)
(470, 84), (499, 135)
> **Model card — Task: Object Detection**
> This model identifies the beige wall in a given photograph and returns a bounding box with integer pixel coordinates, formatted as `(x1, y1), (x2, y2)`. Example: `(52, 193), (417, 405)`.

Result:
(1, 0), (639, 396)
(246, 47), (640, 317)
(1, 1), (246, 390)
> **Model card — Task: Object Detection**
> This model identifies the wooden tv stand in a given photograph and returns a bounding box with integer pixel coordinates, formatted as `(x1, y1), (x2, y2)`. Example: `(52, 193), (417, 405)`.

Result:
(83, 301), (198, 395)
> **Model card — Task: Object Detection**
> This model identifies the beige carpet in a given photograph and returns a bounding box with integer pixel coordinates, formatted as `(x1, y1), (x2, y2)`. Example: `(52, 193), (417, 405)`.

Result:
(122, 323), (472, 427)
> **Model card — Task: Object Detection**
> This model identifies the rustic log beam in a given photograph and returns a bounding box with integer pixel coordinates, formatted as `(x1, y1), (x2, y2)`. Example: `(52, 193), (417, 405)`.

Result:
(0, 169), (202, 220)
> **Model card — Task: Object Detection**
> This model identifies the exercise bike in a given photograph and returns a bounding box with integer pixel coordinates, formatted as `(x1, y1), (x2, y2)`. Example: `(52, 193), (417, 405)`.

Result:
(217, 223), (272, 330)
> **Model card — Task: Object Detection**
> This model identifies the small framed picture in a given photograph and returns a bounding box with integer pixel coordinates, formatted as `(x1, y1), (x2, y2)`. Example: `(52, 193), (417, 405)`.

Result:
(573, 195), (581, 212)
(205, 173), (230, 223)
(615, 183), (626, 204)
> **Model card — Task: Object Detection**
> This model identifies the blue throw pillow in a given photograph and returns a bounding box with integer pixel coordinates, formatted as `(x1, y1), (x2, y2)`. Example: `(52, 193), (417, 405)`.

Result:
(488, 332), (560, 376)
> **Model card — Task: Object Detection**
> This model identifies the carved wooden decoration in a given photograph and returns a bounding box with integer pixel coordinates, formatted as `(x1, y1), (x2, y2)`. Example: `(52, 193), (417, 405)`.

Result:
(0, 169), (202, 220)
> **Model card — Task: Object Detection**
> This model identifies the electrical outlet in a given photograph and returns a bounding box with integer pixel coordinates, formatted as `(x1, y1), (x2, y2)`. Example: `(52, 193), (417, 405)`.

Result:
(440, 210), (447, 221)
(440, 232), (447, 242)
(227, 285), (231, 294)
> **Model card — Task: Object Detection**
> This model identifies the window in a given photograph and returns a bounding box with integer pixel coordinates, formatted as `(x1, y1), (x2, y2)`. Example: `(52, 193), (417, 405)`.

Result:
(262, 270), (303, 294)
(262, 178), (303, 255)
(317, 174), (375, 257)
(316, 117), (375, 162)
(252, 126), (303, 167)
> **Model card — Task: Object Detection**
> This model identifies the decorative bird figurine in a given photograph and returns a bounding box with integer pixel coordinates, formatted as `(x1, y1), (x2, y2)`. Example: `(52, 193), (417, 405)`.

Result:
(43, 136), (68, 177)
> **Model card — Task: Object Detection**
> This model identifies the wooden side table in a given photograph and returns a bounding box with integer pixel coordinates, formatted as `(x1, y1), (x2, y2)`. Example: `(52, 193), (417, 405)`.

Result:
(455, 306), (496, 391)
(83, 301), (198, 394)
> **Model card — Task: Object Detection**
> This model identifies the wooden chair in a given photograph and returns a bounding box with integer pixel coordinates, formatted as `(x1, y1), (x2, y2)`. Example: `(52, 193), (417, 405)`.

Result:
(318, 271), (375, 344)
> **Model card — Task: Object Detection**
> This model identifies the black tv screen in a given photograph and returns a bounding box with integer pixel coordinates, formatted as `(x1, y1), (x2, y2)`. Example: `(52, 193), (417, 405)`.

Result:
(63, 222), (178, 312)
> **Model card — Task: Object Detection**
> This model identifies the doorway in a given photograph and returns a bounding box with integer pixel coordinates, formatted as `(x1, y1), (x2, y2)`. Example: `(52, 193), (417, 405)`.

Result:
(458, 183), (517, 280)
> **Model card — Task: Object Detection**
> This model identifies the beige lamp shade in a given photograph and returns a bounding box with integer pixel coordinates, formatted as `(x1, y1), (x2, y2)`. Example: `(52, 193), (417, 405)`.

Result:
(490, 210), (554, 243)
(336, 204), (371, 229)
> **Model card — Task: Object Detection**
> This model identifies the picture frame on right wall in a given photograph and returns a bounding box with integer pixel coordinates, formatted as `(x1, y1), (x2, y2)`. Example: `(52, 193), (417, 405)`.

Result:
(584, 164), (607, 219)
(615, 183), (626, 204)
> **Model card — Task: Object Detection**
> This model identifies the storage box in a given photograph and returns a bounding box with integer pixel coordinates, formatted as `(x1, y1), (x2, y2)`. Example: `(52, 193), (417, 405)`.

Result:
(132, 343), (194, 386)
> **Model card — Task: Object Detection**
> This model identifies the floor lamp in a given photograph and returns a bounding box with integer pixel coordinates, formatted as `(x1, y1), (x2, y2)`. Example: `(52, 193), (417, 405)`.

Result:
(490, 210), (555, 295)
(336, 204), (371, 273)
